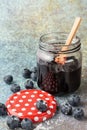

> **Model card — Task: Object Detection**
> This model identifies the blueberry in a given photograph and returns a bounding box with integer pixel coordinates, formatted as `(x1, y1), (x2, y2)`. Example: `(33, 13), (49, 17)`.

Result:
(4, 75), (13, 84)
(24, 80), (34, 89)
(68, 94), (80, 106)
(31, 72), (37, 81)
(73, 108), (84, 120)
(36, 100), (48, 112)
(22, 68), (31, 78)
(10, 84), (21, 93)
(7, 115), (20, 129)
(21, 118), (33, 130)
(0, 103), (7, 116)
(61, 102), (72, 115)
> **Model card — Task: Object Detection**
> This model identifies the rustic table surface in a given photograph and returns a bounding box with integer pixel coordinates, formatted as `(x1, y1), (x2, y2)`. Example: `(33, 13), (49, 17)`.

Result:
(0, 0), (87, 130)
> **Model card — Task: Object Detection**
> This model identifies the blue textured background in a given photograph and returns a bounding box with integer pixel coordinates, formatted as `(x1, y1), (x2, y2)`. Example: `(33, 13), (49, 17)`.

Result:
(0, 0), (87, 130)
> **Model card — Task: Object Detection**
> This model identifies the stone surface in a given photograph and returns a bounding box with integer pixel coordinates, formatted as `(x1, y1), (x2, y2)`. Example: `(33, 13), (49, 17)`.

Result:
(0, 0), (87, 130)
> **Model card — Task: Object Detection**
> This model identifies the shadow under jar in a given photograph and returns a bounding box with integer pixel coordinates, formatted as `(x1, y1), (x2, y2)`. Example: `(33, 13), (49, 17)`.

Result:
(37, 32), (82, 95)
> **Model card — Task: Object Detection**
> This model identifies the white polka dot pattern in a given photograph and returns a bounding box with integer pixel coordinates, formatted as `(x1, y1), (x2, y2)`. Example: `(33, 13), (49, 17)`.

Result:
(22, 95), (26, 98)
(25, 103), (29, 106)
(18, 112), (23, 116)
(28, 112), (32, 115)
(43, 117), (47, 121)
(16, 92), (21, 95)
(31, 107), (36, 110)
(34, 116), (39, 121)
(13, 96), (18, 99)
(19, 99), (23, 102)
(47, 110), (51, 115)
(21, 108), (26, 111)
(15, 104), (20, 107)
(28, 99), (32, 102)
(7, 104), (11, 108)
(10, 100), (14, 103)
(25, 92), (29, 94)
(37, 111), (42, 114)
(39, 94), (43, 97)
(12, 109), (16, 112)
(37, 98), (41, 101)
(31, 95), (35, 98)
(6, 89), (57, 123)
(49, 105), (54, 109)
(45, 98), (49, 101)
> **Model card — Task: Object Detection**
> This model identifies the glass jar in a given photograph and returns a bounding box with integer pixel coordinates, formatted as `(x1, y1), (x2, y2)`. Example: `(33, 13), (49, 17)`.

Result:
(37, 32), (82, 95)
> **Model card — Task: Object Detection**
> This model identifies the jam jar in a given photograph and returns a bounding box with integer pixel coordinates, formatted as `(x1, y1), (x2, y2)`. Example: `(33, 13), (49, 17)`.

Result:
(37, 32), (82, 95)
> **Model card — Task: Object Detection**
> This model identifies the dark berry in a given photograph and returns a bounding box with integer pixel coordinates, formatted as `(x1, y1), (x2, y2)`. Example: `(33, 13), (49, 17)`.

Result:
(7, 115), (20, 129)
(4, 75), (13, 84)
(24, 80), (34, 89)
(22, 68), (31, 78)
(31, 67), (37, 73)
(36, 100), (48, 112)
(31, 72), (37, 81)
(73, 108), (84, 120)
(68, 94), (80, 106)
(21, 118), (33, 130)
(0, 103), (7, 116)
(10, 84), (21, 93)
(61, 102), (72, 115)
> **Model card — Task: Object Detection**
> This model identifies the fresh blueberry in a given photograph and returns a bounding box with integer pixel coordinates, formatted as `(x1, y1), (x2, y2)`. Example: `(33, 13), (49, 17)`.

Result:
(7, 115), (20, 129)
(31, 67), (37, 73)
(22, 68), (31, 78)
(10, 84), (21, 93)
(4, 75), (13, 84)
(68, 94), (80, 106)
(61, 102), (72, 115)
(36, 100), (48, 112)
(21, 118), (33, 130)
(31, 72), (37, 81)
(73, 108), (84, 120)
(0, 103), (7, 116)
(24, 80), (34, 89)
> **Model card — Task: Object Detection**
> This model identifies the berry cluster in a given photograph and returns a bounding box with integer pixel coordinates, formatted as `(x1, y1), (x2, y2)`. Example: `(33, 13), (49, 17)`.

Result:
(2, 66), (37, 130)
(60, 94), (84, 120)
(7, 115), (33, 130)
(3, 67), (37, 93)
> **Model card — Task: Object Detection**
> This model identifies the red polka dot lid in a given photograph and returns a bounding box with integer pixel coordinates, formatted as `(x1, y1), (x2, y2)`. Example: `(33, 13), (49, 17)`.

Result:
(6, 89), (57, 123)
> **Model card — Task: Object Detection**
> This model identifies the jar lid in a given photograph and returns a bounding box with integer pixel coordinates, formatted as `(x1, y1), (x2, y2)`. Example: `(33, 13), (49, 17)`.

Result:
(6, 89), (57, 123)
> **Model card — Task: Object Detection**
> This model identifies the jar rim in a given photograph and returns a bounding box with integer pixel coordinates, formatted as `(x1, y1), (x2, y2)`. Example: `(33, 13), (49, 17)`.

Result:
(39, 32), (81, 54)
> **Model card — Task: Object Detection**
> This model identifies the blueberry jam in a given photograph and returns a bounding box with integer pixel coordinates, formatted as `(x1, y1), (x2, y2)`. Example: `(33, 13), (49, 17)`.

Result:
(37, 57), (81, 95)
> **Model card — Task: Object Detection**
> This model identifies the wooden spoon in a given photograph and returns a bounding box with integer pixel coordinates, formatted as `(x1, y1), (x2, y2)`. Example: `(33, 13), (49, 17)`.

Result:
(55, 17), (82, 64)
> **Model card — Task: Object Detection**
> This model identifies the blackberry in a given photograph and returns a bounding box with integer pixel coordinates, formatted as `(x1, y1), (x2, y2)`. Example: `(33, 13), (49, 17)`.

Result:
(10, 84), (21, 93)
(0, 103), (7, 116)
(22, 68), (31, 78)
(36, 100), (48, 112)
(7, 115), (20, 129)
(61, 102), (72, 115)
(4, 75), (13, 84)
(21, 118), (33, 130)
(68, 94), (80, 106)
(24, 80), (34, 89)
(73, 108), (84, 120)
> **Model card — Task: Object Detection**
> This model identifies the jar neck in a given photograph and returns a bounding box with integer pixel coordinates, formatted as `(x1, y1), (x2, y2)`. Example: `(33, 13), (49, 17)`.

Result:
(39, 32), (81, 54)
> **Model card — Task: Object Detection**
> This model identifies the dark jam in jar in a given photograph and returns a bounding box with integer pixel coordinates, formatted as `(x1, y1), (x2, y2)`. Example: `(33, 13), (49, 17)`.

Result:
(37, 33), (82, 95)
